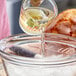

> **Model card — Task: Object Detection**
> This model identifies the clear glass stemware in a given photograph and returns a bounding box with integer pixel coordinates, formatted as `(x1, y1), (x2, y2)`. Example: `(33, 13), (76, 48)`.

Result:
(19, 0), (58, 35)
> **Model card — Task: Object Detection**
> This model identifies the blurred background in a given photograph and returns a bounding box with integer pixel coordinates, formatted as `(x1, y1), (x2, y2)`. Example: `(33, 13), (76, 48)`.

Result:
(6, 0), (76, 35)
(55, 0), (76, 12)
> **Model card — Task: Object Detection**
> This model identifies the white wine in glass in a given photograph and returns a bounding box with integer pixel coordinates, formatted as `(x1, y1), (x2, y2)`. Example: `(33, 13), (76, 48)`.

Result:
(19, 0), (58, 35)
(19, 0), (58, 56)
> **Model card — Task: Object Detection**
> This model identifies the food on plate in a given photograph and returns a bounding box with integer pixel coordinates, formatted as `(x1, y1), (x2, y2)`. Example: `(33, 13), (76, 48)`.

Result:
(45, 9), (76, 37)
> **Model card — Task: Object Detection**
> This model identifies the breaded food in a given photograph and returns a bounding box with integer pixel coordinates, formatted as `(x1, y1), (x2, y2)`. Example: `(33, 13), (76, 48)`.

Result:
(45, 9), (76, 37)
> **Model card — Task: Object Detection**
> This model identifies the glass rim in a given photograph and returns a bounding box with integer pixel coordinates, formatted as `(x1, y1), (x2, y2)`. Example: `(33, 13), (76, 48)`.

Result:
(49, 0), (58, 17)
(0, 33), (76, 67)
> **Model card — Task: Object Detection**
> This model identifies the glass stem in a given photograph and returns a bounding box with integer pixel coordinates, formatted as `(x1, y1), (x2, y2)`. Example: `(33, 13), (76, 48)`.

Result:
(41, 25), (45, 57)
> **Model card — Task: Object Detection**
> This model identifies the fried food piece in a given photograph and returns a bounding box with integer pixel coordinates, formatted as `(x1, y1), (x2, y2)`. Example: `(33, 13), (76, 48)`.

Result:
(45, 9), (76, 37)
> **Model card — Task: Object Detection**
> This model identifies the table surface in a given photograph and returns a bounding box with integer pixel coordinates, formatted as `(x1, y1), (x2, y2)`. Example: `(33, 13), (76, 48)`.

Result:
(0, 58), (6, 76)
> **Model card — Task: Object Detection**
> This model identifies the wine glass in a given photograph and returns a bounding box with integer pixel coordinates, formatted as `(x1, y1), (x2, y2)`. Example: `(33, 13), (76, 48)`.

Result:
(19, 0), (58, 35)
